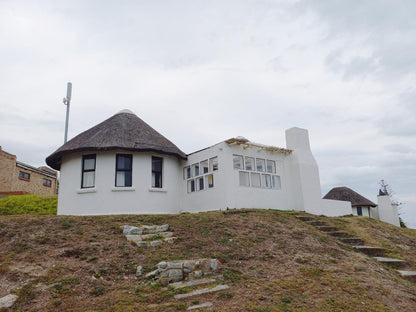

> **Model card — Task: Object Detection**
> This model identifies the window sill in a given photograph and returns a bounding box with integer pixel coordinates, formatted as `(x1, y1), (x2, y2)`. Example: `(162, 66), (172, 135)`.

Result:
(77, 188), (97, 194)
(149, 188), (167, 193)
(111, 187), (136, 192)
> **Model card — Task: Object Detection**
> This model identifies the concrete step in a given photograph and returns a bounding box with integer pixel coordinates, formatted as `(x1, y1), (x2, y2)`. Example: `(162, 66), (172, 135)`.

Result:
(397, 270), (416, 282)
(295, 215), (314, 222)
(354, 246), (386, 256)
(187, 302), (213, 310)
(316, 226), (337, 232)
(306, 220), (327, 226)
(328, 231), (348, 237)
(340, 237), (364, 245)
(174, 284), (230, 300)
(169, 278), (216, 290)
(373, 257), (407, 268)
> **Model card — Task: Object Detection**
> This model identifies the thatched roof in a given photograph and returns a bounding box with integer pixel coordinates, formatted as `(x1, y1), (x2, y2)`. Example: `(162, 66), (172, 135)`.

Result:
(46, 110), (187, 170)
(323, 186), (376, 207)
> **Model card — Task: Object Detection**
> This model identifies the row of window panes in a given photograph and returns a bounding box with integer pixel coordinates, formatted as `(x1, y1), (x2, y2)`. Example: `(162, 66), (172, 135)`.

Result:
(18, 171), (30, 180)
(183, 156), (218, 179)
(233, 155), (276, 173)
(187, 174), (214, 193)
(81, 154), (163, 189)
(239, 171), (281, 189)
(43, 178), (52, 187)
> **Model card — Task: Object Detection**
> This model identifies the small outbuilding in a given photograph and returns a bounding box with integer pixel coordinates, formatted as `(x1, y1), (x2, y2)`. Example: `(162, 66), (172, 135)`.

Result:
(46, 109), (351, 216)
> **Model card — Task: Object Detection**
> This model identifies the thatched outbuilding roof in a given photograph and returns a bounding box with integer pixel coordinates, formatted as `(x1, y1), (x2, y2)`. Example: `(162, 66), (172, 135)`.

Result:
(323, 186), (376, 207)
(46, 110), (187, 170)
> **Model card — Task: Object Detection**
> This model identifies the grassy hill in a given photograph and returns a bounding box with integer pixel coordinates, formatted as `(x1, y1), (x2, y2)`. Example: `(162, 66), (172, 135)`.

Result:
(0, 210), (415, 311)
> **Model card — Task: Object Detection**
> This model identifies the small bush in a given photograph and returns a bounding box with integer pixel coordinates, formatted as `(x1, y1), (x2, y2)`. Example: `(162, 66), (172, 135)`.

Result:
(0, 195), (57, 215)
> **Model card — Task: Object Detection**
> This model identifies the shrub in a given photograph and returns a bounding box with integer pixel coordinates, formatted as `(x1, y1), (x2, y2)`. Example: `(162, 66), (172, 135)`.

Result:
(0, 195), (57, 215)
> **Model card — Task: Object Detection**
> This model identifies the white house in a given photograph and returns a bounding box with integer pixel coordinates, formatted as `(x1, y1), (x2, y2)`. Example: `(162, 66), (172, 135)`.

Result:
(323, 186), (401, 227)
(46, 109), (351, 216)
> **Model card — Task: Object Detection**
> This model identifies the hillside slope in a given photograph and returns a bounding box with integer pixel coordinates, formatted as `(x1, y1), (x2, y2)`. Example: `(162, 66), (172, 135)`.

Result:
(0, 211), (415, 311)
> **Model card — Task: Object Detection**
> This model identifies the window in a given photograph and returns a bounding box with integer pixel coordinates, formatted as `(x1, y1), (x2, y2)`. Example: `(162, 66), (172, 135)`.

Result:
(233, 155), (244, 169)
(81, 154), (96, 188)
(256, 158), (265, 172)
(115, 154), (132, 187)
(184, 157), (217, 193)
(192, 163), (200, 177)
(245, 157), (254, 171)
(201, 160), (209, 174)
(239, 171), (250, 186)
(271, 175), (281, 189)
(18, 171), (30, 181)
(251, 173), (261, 187)
(205, 174), (214, 188)
(261, 174), (271, 188)
(197, 177), (204, 191)
(43, 178), (52, 187)
(151, 157), (163, 188)
(234, 155), (281, 190)
(187, 180), (195, 193)
(266, 160), (276, 173)
(183, 166), (191, 179)
(210, 157), (218, 171)
(356, 206), (362, 216)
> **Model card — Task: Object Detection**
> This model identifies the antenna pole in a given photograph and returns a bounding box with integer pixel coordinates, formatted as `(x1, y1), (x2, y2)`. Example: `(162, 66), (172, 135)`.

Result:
(63, 82), (72, 143)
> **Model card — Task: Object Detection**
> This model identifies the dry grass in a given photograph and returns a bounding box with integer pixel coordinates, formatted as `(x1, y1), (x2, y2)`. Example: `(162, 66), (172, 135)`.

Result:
(0, 210), (415, 311)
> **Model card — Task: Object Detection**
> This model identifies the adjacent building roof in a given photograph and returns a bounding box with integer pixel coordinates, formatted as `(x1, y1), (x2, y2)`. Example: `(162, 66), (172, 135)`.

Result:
(323, 186), (377, 207)
(46, 110), (187, 170)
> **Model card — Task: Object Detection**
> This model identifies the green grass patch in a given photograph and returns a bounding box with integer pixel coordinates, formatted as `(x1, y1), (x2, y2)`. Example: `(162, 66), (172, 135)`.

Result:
(0, 195), (57, 215)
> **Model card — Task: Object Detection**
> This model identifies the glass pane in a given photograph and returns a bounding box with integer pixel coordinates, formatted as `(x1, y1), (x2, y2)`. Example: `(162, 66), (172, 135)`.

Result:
(239, 171), (250, 186)
(256, 158), (265, 172)
(272, 175), (281, 189)
(83, 171), (95, 188)
(210, 157), (218, 171)
(117, 155), (132, 170)
(116, 172), (125, 187)
(233, 155), (243, 169)
(205, 174), (214, 188)
(266, 160), (276, 173)
(251, 173), (261, 187)
(152, 157), (162, 172)
(262, 174), (271, 188)
(152, 172), (162, 188)
(192, 163), (199, 176)
(187, 180), (193, 193)
(201, 160), (209, 174)
(198, 177), (204, 191)
(245, 157), (254, 171)
(83, 157), (95, 170)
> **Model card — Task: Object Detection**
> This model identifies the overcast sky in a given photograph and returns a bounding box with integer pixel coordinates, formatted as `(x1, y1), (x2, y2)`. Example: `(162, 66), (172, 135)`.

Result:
(1, 0), (415, 227)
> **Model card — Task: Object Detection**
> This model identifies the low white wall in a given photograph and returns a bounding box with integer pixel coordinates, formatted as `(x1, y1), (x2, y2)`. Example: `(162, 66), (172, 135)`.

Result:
(316, 199), (352, 217)
(377, 195), (400, 227)
(58, 151), (181, 215)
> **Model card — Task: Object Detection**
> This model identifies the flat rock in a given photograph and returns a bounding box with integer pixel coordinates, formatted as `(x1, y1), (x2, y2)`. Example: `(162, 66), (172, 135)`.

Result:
(373, 257), (406, 264)
(0, 294), (18, 308)
(187, 302), (213, 310)
(174, 284), (230, 299)
(170, 278), (216, 289)
(398, 270), (416, 281)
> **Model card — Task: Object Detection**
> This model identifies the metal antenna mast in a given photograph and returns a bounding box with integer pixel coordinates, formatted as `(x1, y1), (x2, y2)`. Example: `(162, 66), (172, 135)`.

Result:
(63, 82), (72, 143)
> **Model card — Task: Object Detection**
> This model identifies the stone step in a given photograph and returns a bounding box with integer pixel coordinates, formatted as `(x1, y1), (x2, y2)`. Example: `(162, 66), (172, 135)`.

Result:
(174, 284), (230, 300)
(340, 237), (364, 245)
(328, 231), (348, 237)
(187, 302), (213, 310)
(316, 226), (337, 232)
(306, 221), (327, 226)
(397, 270), (416, 282)
(295, 215), (314, 222)
(373, 257), (407, 268)
(170, 278), (217, 290)
(354, 246), (386, 256)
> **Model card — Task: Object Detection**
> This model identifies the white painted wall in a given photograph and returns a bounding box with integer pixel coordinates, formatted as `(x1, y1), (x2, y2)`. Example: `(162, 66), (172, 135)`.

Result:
(58, 151), (181, 215)
(377, 195), (400, 227)
(57, 127), (352, 217)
